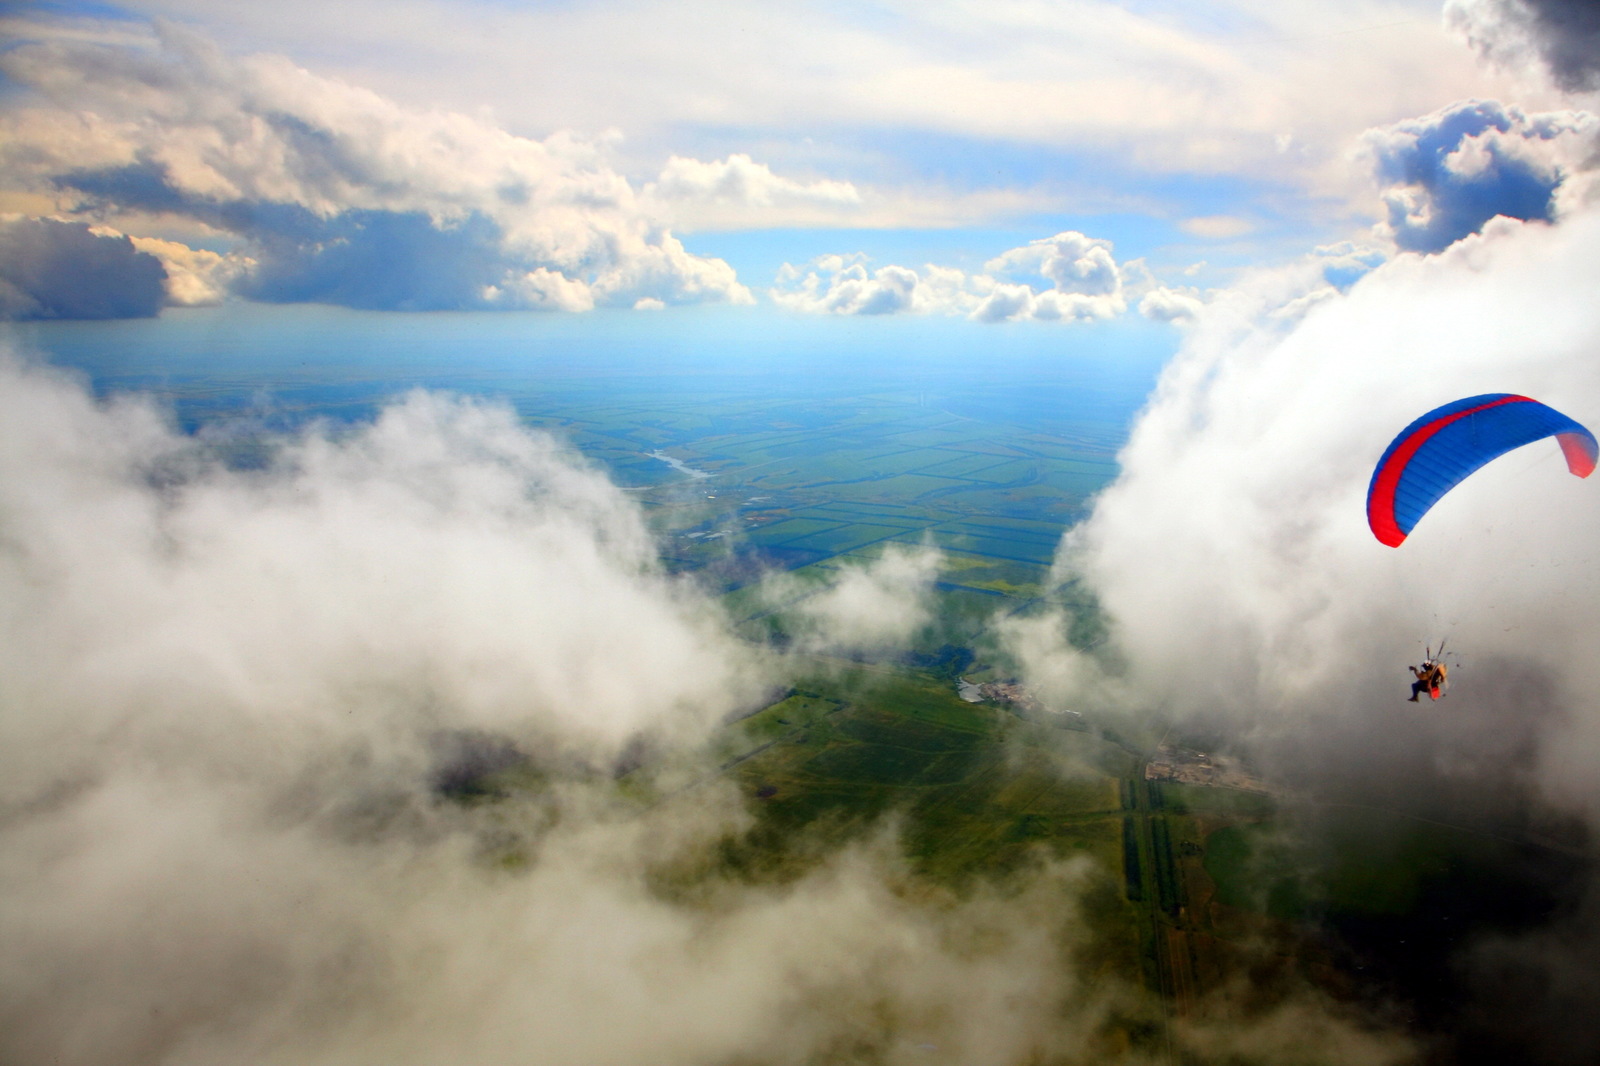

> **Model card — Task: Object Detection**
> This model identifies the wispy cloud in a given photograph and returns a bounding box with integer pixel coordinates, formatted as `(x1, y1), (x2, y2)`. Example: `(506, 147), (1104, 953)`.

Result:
(779, 543), (944, 654)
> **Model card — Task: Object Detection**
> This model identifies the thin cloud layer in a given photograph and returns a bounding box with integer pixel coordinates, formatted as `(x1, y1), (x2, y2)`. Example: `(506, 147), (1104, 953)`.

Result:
(0, 24), (753, 315)
(1, 778), (1105, 1066)
(787, 544), (944, 654)
(1364, 98), (1597, 252)
(646, 153), (862, 230)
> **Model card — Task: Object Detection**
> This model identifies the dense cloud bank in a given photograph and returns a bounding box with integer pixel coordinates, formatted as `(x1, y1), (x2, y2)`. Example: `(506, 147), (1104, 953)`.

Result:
(1070, 208), (1600, 750)
(0, 217), (167, 319)
(1028, 203), (1600, 1059)
(0, 24), (756, 315)
(1450, 0), (1600, 93)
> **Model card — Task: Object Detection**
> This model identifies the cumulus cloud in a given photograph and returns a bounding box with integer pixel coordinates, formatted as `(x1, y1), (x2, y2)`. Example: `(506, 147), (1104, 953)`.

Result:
(1026, 206), (1600, 1059)
(0, 24), (752, 313)
(772, 232), (1137, 323)
(1364, 99), (1597, 253)
(985, 231), (1120, 297)
(1138, 286), (1206, 324)
(0, 215), (165, 319)
(128, 234), (254, 306)
(1449, 0), (1600, 94)
(771, 254), (920, 316)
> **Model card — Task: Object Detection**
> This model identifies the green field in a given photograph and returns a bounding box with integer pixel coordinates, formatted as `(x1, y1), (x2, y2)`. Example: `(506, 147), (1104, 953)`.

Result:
(506, 390), (1126, 585)
(610, 655), (1421, 1057)
(706, 665), (1141, 918)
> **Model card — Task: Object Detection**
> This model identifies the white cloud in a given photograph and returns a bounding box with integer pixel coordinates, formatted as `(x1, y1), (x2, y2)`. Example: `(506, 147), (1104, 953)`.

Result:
(0, 24), (752, 313)
(986, 231), (1121, 297)
(9, 3), (1566, 252)
(65, 1), (1544, 211)
(0, 359), (766, 772)
(1014, 200), (1600, 1060)
(1130, 237), (1388, 335)
(771, 255), (921, 316)
(652, 153), (861, 208)
(1138, 286), (1206, 323)
(772, 231), (1136, 324)
(482, 266), (597, 312)
(646, 153), (862, 229)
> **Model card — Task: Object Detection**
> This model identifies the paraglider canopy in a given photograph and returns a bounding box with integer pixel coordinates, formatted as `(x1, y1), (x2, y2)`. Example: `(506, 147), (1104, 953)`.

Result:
(1367, 394), (1596, 547)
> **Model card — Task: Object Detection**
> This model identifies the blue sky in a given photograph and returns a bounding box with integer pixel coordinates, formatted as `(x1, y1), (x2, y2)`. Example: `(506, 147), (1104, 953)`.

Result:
(3, 0), (1587, 332)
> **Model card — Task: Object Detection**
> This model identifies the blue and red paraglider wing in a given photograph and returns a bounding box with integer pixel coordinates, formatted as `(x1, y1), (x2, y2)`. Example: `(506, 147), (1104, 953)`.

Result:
(1367, 393), (1597, 547)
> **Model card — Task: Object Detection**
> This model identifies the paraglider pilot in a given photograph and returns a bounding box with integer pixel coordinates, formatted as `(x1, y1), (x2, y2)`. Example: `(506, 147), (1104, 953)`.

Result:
(1408, 660), (1447, 702)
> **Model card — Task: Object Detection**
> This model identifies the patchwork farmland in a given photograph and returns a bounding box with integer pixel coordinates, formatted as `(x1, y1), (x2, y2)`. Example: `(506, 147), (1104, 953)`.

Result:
(511, 388), (1122, 587)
